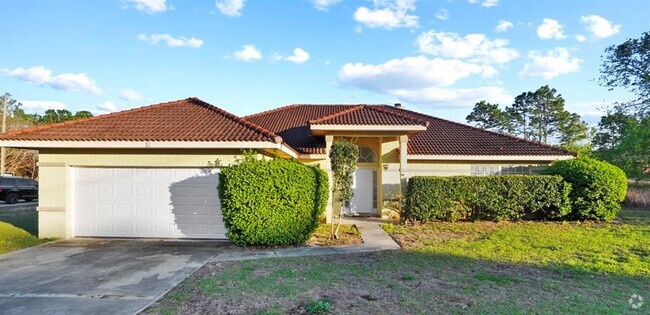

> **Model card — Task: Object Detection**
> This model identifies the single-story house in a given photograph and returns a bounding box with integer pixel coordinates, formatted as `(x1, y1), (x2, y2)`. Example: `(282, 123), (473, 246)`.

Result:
(0, 98), (574, 239)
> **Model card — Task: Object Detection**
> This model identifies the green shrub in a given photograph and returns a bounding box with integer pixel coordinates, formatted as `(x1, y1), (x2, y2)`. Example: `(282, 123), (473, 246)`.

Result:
(305, 299), (332, 314)
(543, 157), (627, 221)
(404, 175), (572, 223)
(218, 157), (328, 246)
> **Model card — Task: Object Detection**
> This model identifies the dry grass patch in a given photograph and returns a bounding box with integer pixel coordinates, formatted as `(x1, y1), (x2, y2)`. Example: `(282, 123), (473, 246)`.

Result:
(307, 224), (363, 246)
(626, 182), (650, 209)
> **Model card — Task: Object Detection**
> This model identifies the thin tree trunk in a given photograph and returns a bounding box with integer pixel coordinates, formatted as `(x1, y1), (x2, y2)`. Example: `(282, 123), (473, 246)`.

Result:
(333, 205), (343, 239)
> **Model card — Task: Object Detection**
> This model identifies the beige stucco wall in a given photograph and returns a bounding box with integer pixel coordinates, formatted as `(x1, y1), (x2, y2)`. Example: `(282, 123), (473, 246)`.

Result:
(405, 160), (550, 177)
(37, 148), (262, 239)
(36, 144), (557, 238)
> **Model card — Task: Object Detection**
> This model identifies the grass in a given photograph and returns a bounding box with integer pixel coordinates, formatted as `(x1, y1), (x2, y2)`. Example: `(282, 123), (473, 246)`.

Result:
(304, 299), (333, 314)
(144, 208), (650, 314)
(0, 222), (49, 255)
(307, 224), (363, 246)
(383, 209), (650, 276)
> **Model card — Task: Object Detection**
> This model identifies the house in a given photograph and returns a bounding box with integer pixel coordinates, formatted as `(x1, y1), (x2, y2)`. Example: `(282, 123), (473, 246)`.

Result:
(0, 98), (573, 239)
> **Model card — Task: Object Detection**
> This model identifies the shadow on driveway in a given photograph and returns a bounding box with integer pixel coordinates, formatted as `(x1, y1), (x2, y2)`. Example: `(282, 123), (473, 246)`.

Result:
(0, 238), (231, 315)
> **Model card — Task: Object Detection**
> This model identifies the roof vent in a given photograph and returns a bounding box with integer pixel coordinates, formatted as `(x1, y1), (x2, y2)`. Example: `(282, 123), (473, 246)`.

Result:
(394, 103), (402, 108)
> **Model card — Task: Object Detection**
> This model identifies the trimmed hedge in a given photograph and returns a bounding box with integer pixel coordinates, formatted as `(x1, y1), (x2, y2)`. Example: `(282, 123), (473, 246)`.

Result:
(404, 175), (572, 223)
(543, 157), (627, 221)
(218, 158), (328, 246)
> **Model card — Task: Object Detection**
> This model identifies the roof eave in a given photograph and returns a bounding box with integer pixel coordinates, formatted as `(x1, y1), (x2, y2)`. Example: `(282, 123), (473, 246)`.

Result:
(0, 140), (286, 150)
(310, 124), (427, 135)
(407, 154), (574, 162)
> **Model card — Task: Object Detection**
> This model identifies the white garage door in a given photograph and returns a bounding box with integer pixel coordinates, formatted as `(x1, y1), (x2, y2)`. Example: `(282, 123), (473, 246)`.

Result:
(74, 167), (225, 239)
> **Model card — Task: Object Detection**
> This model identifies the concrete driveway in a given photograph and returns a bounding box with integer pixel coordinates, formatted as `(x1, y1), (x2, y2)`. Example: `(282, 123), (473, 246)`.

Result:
(0, 239), (230, 315)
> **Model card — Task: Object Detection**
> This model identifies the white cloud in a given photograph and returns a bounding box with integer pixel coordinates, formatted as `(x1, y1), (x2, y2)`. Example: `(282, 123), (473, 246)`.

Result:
(284, 48), (310, 64)
(495, 20), (513, 32)
(122, 0), (167, 14)
(339, 55), (509, 107)
(119, 89), (143, 102)
(537, 18), (567, 40)
(339, 56), (495, 89)
(468, 0), (499, 8)
(97, 101), (118, 112)
(519, 47), (582, 79)
(390, 86), (511, 107)
(19, 100), (67, 113)
(137, 33), (203, 48)
(353, 0), (419, 29)
(481, 0), (499, 8)
(576, 35), (587, 42)
(566, 101), (610, 123)
(1, 66), (102, 95)
(310, 0), (342, 11)
(233, 45), (263, 61)
(215, 0), (245, 17)
(434, 9), (449, 21)
(416, 30), (519, 64)
(580, 15), (621, 38)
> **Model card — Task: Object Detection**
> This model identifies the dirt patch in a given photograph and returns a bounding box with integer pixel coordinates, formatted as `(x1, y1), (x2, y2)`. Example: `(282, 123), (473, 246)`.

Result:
(306, 224), (363, 246)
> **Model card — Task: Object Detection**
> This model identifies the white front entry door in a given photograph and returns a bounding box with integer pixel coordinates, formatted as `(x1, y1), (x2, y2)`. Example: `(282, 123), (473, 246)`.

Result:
(74, 167), (225, 239)
(345, 169), (376, 215)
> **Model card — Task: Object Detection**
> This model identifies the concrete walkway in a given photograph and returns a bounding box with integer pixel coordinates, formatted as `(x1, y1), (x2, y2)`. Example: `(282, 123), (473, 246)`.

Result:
(213, 217), (400, 262)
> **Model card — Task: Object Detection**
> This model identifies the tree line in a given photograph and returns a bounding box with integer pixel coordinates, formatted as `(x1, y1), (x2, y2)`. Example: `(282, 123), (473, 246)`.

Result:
(466, 30), (649, 180)
(466, 86), (588, 149)
(2, 95), (95, 179)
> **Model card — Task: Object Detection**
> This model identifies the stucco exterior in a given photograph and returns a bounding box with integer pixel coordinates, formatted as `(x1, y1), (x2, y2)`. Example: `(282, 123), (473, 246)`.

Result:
(34, 144), (561, 239)
(36, 148), (263, 238)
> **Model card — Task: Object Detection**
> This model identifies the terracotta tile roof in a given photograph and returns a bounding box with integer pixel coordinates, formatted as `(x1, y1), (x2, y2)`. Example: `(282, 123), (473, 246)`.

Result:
(0, 98), (282, 143)
(309, 105), (429, 127)
(377, 106), (573, 157)
(244, 104), (358, 154)
(0, 98), (574, 158)
(245, 104), (573, 157)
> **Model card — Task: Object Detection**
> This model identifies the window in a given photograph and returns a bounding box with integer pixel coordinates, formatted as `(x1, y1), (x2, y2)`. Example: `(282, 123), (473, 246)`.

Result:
(357, 147), (378, 163)
(470, 165), (537, 176)
(372, 170), (378, 209)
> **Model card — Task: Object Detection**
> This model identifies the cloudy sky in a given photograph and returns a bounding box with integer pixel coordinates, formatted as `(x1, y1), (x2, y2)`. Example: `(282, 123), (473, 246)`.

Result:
(1, 0), (647, 122)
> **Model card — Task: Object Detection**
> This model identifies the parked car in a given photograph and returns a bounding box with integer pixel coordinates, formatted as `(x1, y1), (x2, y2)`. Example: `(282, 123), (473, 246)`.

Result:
(0, 177), (38, 204)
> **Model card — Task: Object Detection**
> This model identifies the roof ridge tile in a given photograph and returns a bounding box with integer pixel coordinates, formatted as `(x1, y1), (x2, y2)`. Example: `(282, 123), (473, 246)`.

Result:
(365, 106), (429, 126)
(187, 98), (283, 143)
(308, 105), (365, 124)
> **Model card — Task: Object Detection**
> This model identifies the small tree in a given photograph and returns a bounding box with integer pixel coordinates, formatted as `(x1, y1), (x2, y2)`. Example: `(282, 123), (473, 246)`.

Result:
(329, 139), (359, 239)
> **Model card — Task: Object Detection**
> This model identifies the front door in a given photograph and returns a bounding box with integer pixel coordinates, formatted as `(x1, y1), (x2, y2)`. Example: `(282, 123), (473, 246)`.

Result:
(345, 169), (377, 215)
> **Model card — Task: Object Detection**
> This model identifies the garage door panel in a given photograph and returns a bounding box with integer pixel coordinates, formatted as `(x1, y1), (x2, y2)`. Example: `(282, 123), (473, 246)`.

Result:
(74, 167), (224, 239)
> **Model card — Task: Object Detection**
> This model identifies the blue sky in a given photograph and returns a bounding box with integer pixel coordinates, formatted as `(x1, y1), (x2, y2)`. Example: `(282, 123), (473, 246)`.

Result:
(1, 0), (648, 123)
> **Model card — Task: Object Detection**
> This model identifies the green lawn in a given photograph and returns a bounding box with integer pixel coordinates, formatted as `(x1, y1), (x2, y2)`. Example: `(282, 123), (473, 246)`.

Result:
(383, 211), (650, 276)
(0, 222), (49, 255)
(144, 209), (650, 314)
